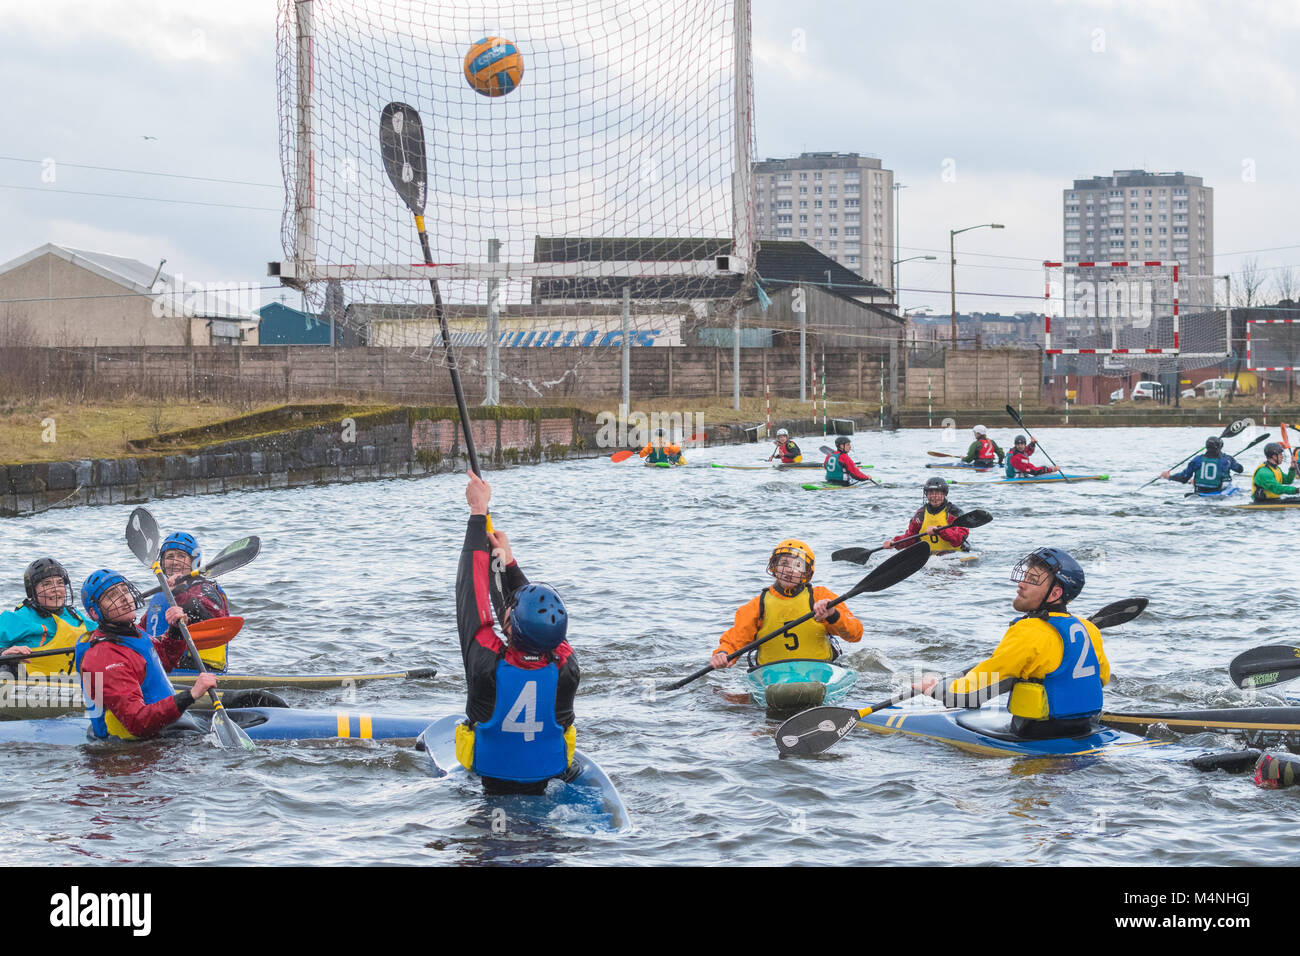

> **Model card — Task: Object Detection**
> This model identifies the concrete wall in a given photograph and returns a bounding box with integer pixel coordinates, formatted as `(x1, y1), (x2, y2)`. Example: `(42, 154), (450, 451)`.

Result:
(902, 348), (1043, 407)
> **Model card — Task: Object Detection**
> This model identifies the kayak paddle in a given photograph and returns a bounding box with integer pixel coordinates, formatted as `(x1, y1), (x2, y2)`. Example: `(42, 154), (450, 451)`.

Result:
(1229, 645), (1300, 689)
(775, 597), (1150, 757)
(126, 507), (256, 752)
(1004, 404), (1068, 483)
(610, 450), (636, 463)
(927, 451), (961, 458)
(139, 535), (261, 599)
(1139, 418), (1248, 489)
(0, 617), (243, 665)
(663, 542), (930, 692)
(831, 509), (992, 565)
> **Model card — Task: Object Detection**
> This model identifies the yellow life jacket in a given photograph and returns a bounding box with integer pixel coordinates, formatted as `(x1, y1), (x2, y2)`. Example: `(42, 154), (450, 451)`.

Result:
(1252, 463), (1285, 500)
(755, 587), (834, 665)
(919, 506), (961, 554)
(23, 610), (89, 677)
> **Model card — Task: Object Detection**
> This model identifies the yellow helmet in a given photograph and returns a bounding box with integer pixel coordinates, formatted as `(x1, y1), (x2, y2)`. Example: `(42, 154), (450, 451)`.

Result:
(768, 539), (814, 590)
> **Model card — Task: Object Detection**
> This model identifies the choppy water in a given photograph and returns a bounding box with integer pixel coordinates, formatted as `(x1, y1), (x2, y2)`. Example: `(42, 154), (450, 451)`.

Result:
(0, 425), (1294, 865)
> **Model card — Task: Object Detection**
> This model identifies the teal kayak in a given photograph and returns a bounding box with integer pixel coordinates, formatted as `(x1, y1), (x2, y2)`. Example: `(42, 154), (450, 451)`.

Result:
(745, 660), (857, 716)
(858, 701), (1169, 758)
(1185, 485), (1240, 500)
(0, 706), (436, 745)
(417, 715), (631, 832)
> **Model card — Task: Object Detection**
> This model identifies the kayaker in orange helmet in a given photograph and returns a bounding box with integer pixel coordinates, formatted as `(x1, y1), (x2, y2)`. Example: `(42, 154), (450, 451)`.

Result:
(709, 540), (863, 669)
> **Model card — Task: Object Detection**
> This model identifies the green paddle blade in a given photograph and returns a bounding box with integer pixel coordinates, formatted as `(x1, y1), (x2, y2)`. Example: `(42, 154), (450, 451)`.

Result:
(775, 706), (861, 756)
(210, 706), (257, 752)
(1229, 645), (1300, 689)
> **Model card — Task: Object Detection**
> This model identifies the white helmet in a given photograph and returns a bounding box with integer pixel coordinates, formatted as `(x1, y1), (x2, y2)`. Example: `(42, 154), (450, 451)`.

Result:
(973, 425), (988, 437)
(776, 428), (789, 438)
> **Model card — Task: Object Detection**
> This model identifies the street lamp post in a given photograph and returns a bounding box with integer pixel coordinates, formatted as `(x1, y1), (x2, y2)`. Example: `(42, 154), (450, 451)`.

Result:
(893, 182), (907, 297)
(891, 255), (935, 314)
(950, 223), (1005, 347)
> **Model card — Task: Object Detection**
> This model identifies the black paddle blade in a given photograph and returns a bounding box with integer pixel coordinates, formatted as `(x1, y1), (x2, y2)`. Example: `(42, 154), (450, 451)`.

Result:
(125, 507), (161, 565)
(379, 102), (428, 216)
(201, 536), (261, 579)
(954, 508), (993, 529)
(1088, 597), (1148, 630)
(831, 547), (875, 565)
(1005, 403), (1024, 425)
(854, 541), (929, 595)
(775, 706), (860, 756)
(1222, 419), (1248, 438)
(1229, 645), (1300, 689)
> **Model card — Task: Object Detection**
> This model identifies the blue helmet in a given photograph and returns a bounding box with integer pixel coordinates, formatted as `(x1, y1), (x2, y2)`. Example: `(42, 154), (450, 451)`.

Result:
(1012, 548), (1085, 605)
(506, 584), (568, 654)
(81, 569), (142, 624)
(161, 532), (201, 566)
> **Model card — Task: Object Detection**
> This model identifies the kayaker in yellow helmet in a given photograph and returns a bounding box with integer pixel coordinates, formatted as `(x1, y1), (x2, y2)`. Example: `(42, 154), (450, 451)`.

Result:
(914, 548), (1109, 739)
(709, 540), (863, 669)
(639, 429), (685, 466)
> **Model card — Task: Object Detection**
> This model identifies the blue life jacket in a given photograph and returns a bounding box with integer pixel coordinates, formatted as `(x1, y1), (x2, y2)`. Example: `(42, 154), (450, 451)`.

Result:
(472, 659), (567, 782)
(1039, 613), (1104, 719)
(1188, 454), (1237, 492)
(74, 630), (176, 739)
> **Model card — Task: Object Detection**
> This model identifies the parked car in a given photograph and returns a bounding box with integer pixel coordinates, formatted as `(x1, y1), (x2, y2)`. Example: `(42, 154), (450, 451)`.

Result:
(1198, 378), (1238, 399)
(1109, 387), (1124, 403)
(1132, 381), (1163, 400)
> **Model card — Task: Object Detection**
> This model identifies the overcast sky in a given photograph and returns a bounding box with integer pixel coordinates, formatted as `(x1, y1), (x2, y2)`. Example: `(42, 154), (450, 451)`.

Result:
(0, 0), (1296, 315)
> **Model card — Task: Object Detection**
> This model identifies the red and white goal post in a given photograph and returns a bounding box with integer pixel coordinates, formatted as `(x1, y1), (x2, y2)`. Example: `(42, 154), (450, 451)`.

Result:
(1247, 318), (1300, 371)
(1042, 260), (1180, 356)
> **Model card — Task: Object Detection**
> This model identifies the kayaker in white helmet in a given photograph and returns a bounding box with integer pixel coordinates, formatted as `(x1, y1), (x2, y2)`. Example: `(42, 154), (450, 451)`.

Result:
(913, 548), (1109, 740)
(961, 425), (1004, 468)
(768, 428), (802, 464)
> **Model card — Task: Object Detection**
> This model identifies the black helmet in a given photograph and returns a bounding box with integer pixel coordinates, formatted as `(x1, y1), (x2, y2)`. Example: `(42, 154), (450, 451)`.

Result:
(24, 558), (72, 610)
(1014, 434), (1027, 446)
(924, 476), (949, 496)
(835, 435), (851, 449)
(1204, 436), (1223, 456)
(1265, 442), (1285, 459)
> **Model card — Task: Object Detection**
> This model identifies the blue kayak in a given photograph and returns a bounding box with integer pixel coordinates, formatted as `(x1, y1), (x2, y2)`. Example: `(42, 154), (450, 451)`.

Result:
(858, 701), (1169, 758)
(1187, 485), (1240, 499)
(418, 715), (632, 832)
(0, 707), (435, 745)
(745, 660), (857, 715)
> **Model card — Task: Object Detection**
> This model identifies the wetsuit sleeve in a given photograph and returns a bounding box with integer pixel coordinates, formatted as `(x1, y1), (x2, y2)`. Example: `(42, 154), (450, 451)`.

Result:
(842, 455), (872, 482)
(489, 559), (529, 625)
(85, 643), (183, 738)
(637, 443), (652, 458)
(1228, 455), (1243, 474)
(457, 516), (508, 724)
(715, 594), (763, 662)
(154, 632), (189, 672)
(813, 587), (862, 643)
(554, 644), (580, 729)
(941, 619), (1056, 703)
(1254, 467), (1299, 496)
(891, 509), (924, 546)
(960, 441), (980, 463)
(0, 608), (46, 650)
(992, 441), (1005, 464)
(1172, 456), (1200, 482)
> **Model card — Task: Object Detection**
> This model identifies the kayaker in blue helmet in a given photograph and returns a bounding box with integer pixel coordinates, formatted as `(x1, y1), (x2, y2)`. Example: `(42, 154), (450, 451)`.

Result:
(74, 569), (216, 740)
(139, 531), (231, 671)
(0, 558), (91, 677)
(915, 547), (1109, 740)
(1160, 435), (1243, 494)
(455, 472), (580, 795)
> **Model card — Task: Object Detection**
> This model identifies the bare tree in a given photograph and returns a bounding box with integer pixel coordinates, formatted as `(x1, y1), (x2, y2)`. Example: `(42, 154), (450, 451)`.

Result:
(1235, 256), (1266, 308)
(1273, 265), (1300, 306)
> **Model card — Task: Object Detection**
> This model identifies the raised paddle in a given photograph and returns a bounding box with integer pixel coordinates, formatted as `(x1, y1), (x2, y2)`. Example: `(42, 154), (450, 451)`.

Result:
(1229, 645), (1300, 689)
(126, 507), (256, 752)
(1139, 418), (1249, 489)
(663, 542), (931, 692)
(139, 535), (261, 599)
(1005, 404), (1068, 483)
(610, 450), (636, 463)
(775, 597), (1150, 757)
(831, 509), (993, 566)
